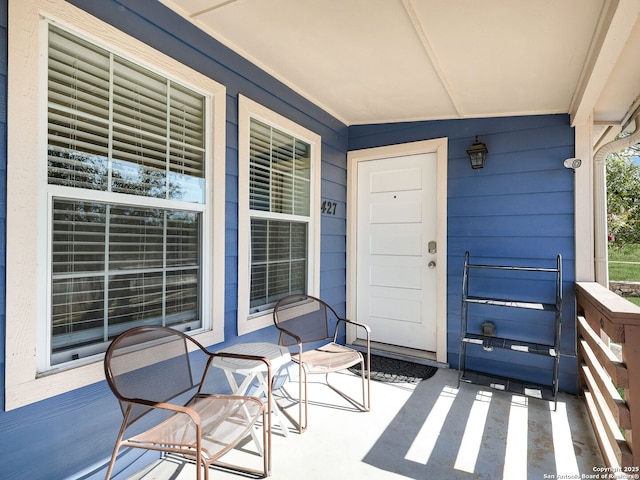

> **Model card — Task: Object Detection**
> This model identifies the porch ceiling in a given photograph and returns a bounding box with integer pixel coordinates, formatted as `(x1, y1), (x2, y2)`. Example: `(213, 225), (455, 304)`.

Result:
(161, 0), (640, 132)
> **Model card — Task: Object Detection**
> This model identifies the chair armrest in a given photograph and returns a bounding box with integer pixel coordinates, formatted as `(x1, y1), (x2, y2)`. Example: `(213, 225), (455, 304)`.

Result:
(341, 318), (371, 334)
(201, 352), (272, 392)
(274, 325), (304, 347)
(335, 318), (371, 340)
(127, 397), (203, 425)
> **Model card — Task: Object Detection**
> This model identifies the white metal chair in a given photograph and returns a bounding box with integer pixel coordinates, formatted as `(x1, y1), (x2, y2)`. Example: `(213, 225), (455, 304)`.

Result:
(273, 294), (371, 433)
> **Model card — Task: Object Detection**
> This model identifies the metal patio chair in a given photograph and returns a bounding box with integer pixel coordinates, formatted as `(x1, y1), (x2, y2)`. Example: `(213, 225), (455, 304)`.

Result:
(273, 294), (371, 433)
(103, 326), (272, 480)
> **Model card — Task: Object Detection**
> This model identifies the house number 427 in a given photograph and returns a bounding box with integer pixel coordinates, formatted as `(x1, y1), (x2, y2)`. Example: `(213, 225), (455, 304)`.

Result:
(321, 201), (337, 215)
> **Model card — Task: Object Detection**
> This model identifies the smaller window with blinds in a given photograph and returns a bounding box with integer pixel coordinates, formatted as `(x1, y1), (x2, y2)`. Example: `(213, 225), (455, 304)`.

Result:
(249, 118), (312, 312)
(47, 25), (208, 365)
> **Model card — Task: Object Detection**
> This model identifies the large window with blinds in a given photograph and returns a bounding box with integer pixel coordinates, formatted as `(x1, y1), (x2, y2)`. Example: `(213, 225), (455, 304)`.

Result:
(47, 25), (207, 365)
(237, 96), (321, 334)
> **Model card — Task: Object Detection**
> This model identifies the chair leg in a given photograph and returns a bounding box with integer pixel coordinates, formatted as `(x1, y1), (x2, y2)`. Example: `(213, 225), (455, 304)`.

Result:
(362, 356), (371, 411)
(105, 416), (131, 480)
(299, 362), (308, 433)
(325, 356), (371, 412)
(262, 407), (270, 476)
(104, 447), (118, 480)
(361, 351), (371, 411)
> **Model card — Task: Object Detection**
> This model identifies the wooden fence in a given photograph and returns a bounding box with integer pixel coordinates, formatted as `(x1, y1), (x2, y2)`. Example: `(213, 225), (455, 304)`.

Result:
(576, 281), (640, 468)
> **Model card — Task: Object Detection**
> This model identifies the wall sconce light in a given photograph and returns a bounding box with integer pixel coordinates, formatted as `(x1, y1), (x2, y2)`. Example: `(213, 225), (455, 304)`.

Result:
(467, 136), (488, 169)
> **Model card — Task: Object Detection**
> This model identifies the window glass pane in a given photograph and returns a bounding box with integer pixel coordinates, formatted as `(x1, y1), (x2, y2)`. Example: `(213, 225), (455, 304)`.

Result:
(294, 141), (311, 216)
(112, 58), (167, 137)
(167, 211), (200, 267)
(111, 58), (168, 199)
(109, 206), (164, 270)
(48, 27), (110, 190)
(47, 25), (206, 204)
(169, 83), (205, 203)
(108, 271), (164, 329)
(51, 275), (105, 353)
(249, 119), (311, 216)
(250, 264), (267, 308)
(249, 119), (272, 211)
(48, 28), (111, 119)
(52, 200), (107, 362)
(168, 144), (205, 203)
(166, 269), (199, 325)
(51, 198), (202, 365)
(250, 218), (307, 310)
(291, 222), (308, 258)
(268, 221), (291, 260)
(111, 126), (167, 199)
(52, 200), (106, 274)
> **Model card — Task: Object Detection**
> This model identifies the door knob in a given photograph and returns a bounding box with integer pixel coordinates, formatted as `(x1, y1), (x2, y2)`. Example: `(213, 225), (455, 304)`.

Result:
(428, 261), (436, 269)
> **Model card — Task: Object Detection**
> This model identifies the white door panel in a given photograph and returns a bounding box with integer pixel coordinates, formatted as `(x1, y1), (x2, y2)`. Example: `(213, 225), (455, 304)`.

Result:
(369, 224), (422, 256)
(370, 167), (422, 192)
(356, 153), (437, 351)
(370, 264), (422, 289)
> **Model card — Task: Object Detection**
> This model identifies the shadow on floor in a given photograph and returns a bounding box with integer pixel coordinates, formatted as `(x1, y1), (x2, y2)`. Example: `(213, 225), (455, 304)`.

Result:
(125, 368), (602, 480)
(363, 370), (602, 479)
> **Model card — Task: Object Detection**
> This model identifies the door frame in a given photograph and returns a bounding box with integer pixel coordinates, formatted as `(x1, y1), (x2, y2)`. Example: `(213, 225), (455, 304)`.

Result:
(346, 138), (448, 364)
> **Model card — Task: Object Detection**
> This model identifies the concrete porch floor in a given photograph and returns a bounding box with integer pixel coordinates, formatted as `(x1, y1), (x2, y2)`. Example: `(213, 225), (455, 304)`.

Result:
(128, 367), (603, 480)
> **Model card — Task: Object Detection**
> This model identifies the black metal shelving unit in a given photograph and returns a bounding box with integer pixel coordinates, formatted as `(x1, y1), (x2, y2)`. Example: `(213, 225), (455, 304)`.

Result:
(458, 251), (562, 409)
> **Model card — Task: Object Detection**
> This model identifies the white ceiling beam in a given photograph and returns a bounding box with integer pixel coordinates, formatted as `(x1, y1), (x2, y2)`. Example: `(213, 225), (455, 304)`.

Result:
(190, 0), (240, 19)
(401, 0), (464, 118)
(571, 0), (640, 127)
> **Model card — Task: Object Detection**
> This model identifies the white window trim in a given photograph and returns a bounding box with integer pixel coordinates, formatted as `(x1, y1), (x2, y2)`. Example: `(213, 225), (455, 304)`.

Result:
(237, 95), (321, 335)
(6, 0), (226, 410)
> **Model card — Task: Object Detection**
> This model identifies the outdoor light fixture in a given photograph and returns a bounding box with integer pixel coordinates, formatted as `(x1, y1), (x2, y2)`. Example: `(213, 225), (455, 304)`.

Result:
(467, 136), (488, 169)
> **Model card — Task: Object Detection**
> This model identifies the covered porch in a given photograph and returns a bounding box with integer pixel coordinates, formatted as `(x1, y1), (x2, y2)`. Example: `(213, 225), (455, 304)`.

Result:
(5, 1), (640, 479)
(128, 364), (602, 480)
(126, 279), (640, 479)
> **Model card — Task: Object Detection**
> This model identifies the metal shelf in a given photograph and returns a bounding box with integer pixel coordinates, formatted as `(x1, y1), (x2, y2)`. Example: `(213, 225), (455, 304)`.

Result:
(461, 333), (557, 356)
(458, 251), (562, 409)
(464, 296), (556, 311)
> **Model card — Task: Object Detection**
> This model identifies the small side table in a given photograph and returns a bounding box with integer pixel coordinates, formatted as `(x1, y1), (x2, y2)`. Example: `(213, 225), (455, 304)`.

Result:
(212, 342), (292, 448)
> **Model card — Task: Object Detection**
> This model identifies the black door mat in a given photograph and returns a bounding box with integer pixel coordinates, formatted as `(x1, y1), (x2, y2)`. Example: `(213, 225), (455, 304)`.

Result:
(348, 354), (437, 384)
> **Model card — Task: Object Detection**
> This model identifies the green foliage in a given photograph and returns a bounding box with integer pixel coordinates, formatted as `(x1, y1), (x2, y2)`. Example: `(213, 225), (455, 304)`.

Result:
(607, 145), (640, 246)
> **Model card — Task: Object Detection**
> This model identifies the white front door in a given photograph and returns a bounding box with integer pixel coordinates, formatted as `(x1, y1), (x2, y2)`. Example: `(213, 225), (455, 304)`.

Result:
(347, 139), (447, 360)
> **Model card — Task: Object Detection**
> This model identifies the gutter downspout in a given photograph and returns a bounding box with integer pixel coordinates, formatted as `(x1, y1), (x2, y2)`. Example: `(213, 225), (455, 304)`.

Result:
(593, 115), (640, 287)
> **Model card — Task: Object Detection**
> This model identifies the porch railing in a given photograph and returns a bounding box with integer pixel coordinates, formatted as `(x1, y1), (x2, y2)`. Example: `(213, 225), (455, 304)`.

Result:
(576, 281), (640, 468)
